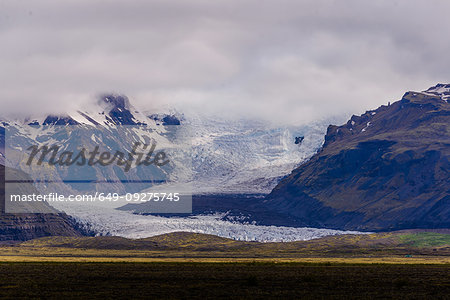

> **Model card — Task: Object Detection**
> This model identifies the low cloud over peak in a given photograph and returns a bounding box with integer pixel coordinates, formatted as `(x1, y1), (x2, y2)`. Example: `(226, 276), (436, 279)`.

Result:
(1, 0), (449, 124)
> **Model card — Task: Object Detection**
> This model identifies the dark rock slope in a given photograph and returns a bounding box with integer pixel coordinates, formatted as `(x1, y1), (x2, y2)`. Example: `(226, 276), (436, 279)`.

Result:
(0, 164), (86, 241)
(0, 214), (85, 241)
(265, 86), (450, 231)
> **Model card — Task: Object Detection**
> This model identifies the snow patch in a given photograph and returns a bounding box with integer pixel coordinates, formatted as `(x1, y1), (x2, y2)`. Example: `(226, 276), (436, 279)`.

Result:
(422, 84), (450, 102)
(361, 122), (371, 132)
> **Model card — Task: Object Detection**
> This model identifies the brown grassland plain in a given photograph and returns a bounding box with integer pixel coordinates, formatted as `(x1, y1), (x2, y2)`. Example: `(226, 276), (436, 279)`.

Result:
(0, 231), (449, 298)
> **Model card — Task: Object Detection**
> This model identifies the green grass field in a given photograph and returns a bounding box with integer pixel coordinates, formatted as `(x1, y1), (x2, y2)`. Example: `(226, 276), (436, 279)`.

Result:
(397, 232), (450, 247)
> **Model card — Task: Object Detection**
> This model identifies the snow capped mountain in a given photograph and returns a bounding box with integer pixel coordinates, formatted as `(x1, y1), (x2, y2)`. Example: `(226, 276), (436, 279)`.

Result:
(421, 83), (450, 102)
(21, 94), (150, 127)
(1, 94), (331, 195)
(1, 95), (357, 240)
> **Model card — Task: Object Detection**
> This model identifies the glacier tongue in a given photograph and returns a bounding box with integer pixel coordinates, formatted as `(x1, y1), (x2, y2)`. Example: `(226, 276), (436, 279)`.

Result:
(51, 200), (366, 242)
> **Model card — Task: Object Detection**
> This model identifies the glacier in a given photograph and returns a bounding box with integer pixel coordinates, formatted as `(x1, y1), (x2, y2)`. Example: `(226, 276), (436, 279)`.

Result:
(2, 94), (361, 241)
(51, 199), (366, 242)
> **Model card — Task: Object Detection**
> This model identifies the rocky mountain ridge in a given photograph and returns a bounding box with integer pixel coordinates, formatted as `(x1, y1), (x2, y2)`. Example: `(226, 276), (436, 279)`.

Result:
(265, 84), (450, 231)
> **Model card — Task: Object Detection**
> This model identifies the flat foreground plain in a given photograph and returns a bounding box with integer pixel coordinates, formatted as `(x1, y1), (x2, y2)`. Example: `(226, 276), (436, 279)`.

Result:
(1, 231), (449, 264)
(0, 231), (448, 298)
(0, 262), (449, 299)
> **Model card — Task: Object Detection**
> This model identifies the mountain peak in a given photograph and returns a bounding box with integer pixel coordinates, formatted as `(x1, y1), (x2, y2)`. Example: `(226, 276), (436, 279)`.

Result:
(99, 94), (131, 111)
(94, 94), (143, 125)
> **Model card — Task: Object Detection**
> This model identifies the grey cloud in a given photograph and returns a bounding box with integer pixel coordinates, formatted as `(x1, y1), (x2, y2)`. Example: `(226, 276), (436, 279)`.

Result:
(0, 0), (449, 124)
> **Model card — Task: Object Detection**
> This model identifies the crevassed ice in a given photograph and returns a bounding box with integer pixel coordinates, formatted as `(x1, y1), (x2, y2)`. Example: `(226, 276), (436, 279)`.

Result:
(51, 200), (367, 242)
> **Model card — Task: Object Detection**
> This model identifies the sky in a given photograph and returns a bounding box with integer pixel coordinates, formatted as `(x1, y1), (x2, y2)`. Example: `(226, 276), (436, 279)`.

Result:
(1, 0), (449, 124)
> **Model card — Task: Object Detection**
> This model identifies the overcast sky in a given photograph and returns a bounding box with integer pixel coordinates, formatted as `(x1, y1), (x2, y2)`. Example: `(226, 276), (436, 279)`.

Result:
(1, 0), (449, 124)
